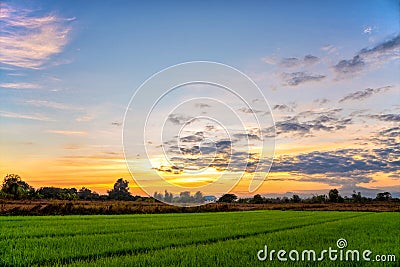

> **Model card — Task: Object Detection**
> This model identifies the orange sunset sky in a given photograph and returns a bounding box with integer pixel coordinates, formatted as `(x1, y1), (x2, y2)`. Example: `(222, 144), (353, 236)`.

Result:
(1, 1), (399, 197)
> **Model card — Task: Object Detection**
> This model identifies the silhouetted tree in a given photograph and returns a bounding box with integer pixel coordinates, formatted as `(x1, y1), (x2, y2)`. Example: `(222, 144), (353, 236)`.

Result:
(328, 189), (341, 203)
(78, 187), (99, 200)
(108, 178), (132, 200)
(376, 192), (391, 201)
(1, 174), (34, 199)
(194, 191), (204, 203)
(153, 191), (163, 201)
(311, 194), (327, 203)
(291, 194), (301, 203)
(217, 193), (237, 203)
(252, 194), (264, 204)
(37, 187), (77, 200)
(351, 191), (362, 203)
(164, 190), (173, 202)
(179, 191), (191, 203)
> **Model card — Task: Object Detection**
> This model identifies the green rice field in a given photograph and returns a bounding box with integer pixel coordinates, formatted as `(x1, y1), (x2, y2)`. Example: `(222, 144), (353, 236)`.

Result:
(0, 211), (399, 266)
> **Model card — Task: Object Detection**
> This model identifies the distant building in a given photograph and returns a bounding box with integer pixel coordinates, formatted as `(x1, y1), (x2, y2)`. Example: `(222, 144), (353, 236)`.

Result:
(204, 195), (217, 203)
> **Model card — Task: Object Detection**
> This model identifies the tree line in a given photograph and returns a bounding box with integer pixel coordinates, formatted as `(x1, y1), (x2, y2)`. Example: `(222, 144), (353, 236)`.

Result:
(0, 174), (145, 201)
(0, 174), (396, 203)
(218, 189), (396, 204)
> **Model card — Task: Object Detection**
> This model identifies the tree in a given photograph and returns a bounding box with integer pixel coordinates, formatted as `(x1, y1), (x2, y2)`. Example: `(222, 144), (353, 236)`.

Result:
(37, 187), (61, 199)
(217, 194), (237, 203)
(328, 189), (340, 203)
(179, 191), (191, 203)
(351, 191), (362, 203)
(194, 191), (204, 203)
(153, 192), (163, 201)
(164, 190), (173, 202)
(78, 187), (99, 200)
(311, 194), (327, 203)
(376, 192), (391, 201)
(36, 187), (77, 200)
(252, 194), (264, 204)
(1, 174), (34, 199)
(108, 178), (132, 200)
(291, 194), (301, 203)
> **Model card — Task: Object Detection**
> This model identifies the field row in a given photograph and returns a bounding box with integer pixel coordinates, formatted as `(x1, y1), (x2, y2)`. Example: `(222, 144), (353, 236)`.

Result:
(0, 211), (398, 266)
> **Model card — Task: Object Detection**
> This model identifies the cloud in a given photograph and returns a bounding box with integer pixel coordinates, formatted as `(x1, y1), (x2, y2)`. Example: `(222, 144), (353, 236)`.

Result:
(281, 72), (326, 86)
(0, 110), (54, 121)
(333, 34), (400, 77)
(334, 55), (365, 76)
(273, 104), (294, 112)
(153, 165), (183, 175)
(180, 131), (204, 142)
(279, 55), (320, 68)
(378, 126), (400, 138)
(158, 138), (264, 174)
(233, 133), (261, 141)
(0, 82), (41, 89)
(24, 99), (74, 109)
(195, 103), (211, 109)
(111, 121), (122, 127)
(280, 57), (300, 68)
(303, 54), (320, 64)
(167, 114), (193, 125)
(339, 85), (393, 103)
(0, 3), (74, 69)
(75, 115), (93, 122)
(367, 113), (400, 122)
(238, 107), (268, 115)
(271, 146), (399, 186)
(46, 130), (88, 135)
(321, 44), (337, 54)
(266, 108), (351, 137)
(270, 123), (399, 188)
(363, 26), (373, 34)
(261, 55), (277, 65)
(313, 98), (329, 105)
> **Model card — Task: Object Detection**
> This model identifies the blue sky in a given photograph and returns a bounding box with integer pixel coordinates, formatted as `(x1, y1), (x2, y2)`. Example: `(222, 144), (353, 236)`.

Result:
(0, 0), (399, 197)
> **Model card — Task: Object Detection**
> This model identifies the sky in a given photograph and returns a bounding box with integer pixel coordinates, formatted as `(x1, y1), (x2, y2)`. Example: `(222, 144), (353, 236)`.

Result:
(0, 0), (399, 198)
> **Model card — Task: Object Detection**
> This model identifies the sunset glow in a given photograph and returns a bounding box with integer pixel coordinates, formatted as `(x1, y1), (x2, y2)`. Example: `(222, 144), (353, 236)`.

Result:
(1, 1), (399, 198)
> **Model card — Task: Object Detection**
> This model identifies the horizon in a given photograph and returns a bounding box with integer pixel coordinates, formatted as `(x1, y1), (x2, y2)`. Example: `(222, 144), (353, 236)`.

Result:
(1, 1), (399, 198)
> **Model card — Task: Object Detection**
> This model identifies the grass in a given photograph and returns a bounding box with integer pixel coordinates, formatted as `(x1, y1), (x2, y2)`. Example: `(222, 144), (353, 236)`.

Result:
(0, 211), (399, 266)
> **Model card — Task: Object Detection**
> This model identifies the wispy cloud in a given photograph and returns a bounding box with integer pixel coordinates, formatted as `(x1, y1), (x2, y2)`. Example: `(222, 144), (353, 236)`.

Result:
(46, 130), (88, 136)
(0, 82), (41, 89)
(261, 55), (278, 65)
(0, 110), (54, 121)
(339, 85), (393, 103)
(238, 107), (268, 115)
(313, 98), (329, 105)
(321, 44), (337, 54)
(24, 99), (75, 110)
(111, 121), (122, 127)
(363, 26), (373, 34)
(75, 115), (93, 122)
(195, 103), (211, 109)
(280, 55), (320, 68)
(281, 72), (326, 86)
(0, 3), (74, 69)
(366, 113), (400, 122)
